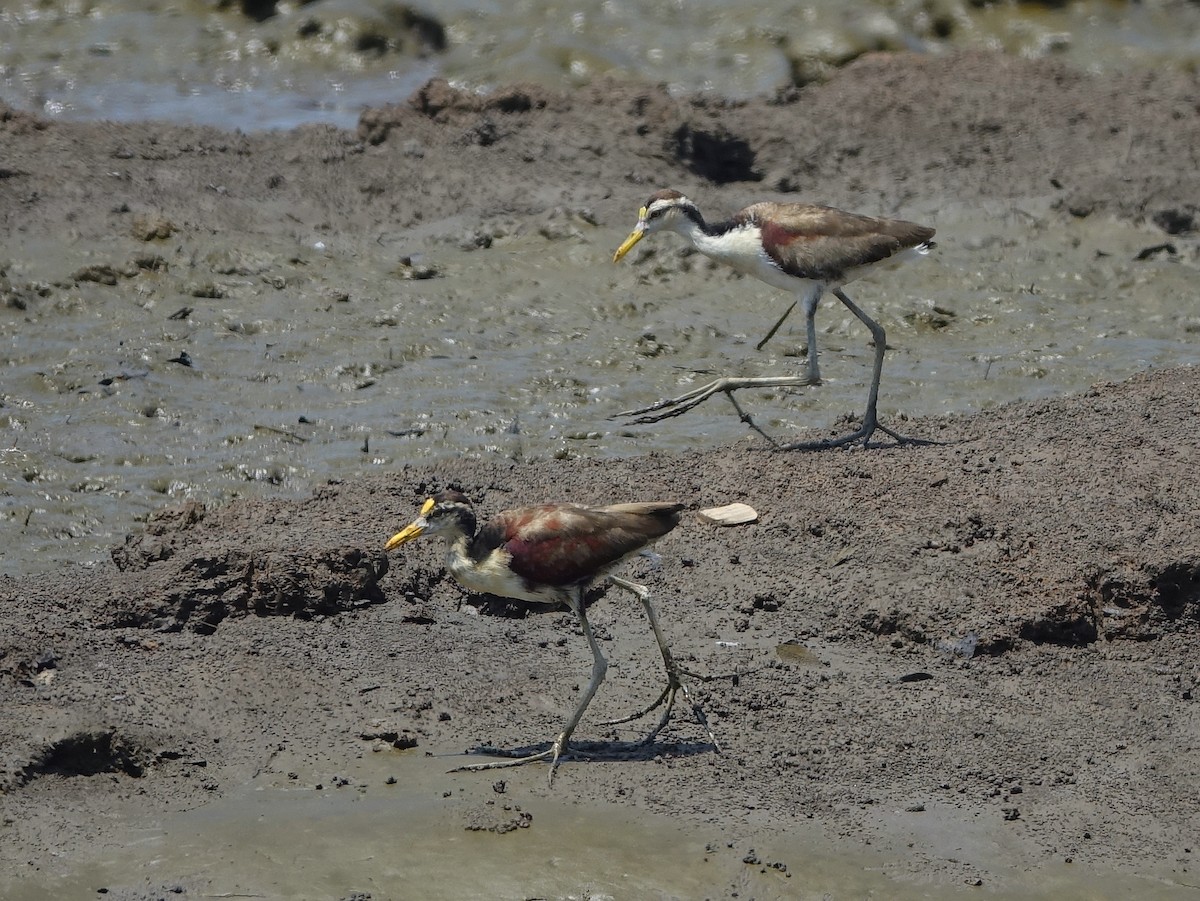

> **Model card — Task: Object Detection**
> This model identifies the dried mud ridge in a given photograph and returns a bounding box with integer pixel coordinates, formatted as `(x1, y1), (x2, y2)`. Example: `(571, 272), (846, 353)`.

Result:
(103, 490), (1198, 653)
(97, 425), (1200, 655)
(110, 500), (391, 633)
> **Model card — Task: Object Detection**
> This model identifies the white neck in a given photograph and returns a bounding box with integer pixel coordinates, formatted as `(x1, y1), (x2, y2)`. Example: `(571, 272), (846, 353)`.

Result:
(668, 214), (711, 250)
(673, 216), (768, 272)
(443, 532), (509, 598)
(442, 533), (471, 574)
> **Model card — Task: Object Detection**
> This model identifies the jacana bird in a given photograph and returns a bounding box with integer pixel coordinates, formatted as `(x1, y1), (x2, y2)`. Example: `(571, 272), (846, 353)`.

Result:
(612, 189), (937, 449)
(384, 490), (714, 785)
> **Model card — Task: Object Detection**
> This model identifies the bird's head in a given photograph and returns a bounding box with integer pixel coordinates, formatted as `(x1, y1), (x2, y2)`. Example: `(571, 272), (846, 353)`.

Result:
(385, 490), (476, 550)
(612, 189), (698, 262)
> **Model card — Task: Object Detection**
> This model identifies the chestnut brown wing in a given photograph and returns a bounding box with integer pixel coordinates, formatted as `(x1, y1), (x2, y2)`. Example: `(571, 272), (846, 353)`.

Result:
(739, 202), (934, 282)
(472, 503), (681, 587)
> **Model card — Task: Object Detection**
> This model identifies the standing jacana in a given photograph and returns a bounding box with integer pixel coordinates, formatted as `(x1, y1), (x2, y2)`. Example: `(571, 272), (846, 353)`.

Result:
(613, 189), (936, 449)
(384, 490), (714, 785)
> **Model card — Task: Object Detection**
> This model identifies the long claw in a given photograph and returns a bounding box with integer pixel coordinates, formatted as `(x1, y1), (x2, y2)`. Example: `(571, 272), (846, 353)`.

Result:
(755, 300), (798, 351)
(778, 416), (944, 451)
(605, 575), (721, 752)
(615, 375), (816, 426)
(450, 742), (566, 786)
(600, 686), (672, 728)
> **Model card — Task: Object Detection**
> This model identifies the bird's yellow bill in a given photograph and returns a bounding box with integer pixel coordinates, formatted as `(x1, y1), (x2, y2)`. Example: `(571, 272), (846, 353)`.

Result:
(384, 522), (423, 551)
(384, 497), (435, 550)
(612, 207), (649, 262)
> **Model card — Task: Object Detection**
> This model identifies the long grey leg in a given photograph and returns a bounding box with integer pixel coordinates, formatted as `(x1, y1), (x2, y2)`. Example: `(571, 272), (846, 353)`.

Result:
(802, 288), (822, 384)
(754, 286), (823, 387)
(601, 576), (719, 750)
(453, 589), (609, 787)
(780, 287), (934, 449)
(550, 592), (610, 772)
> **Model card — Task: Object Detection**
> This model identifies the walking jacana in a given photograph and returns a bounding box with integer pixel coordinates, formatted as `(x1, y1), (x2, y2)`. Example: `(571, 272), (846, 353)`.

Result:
(384, 490), (715, 785)
(613, 189), (936, 449)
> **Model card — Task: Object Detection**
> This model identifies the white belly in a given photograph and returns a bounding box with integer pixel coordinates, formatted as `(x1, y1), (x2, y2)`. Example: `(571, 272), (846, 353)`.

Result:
(699, 229), (825, 293)
(447, 546), (565, 606)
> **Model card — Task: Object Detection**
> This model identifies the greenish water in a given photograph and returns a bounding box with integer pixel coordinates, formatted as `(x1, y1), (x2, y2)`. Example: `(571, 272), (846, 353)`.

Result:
(3, 749), (1190, 900)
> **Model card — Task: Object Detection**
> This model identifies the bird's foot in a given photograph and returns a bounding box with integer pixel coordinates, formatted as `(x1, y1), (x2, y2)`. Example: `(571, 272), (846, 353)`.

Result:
(451, 731), (574, 787)
(779, 416), (939, 451)
(600, 666), (721, 752)
(600, 684), (674, 730)
(615, 375), (815, 428)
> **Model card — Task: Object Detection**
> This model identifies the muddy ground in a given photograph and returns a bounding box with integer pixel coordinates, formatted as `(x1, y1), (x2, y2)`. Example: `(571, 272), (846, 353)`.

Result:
(2, 52), (1199, 899)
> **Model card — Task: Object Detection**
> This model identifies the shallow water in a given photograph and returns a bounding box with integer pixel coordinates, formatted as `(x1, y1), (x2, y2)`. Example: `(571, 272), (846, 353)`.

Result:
(3, 749), (1190, 900)
(3, 195), (1198, 578)
(3, 0), (1200, 130)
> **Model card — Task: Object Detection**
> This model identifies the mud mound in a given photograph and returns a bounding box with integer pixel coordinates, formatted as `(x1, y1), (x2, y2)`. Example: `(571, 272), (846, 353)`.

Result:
(108, 502), (389, 632)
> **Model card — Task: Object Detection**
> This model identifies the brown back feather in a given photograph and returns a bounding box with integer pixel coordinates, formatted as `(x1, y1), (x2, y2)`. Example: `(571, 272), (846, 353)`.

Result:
(736, 202), (934, 282)
(473, 502), (682, 587)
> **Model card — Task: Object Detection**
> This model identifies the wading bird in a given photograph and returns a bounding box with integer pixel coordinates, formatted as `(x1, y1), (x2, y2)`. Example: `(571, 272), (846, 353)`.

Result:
(613, 189), (936, 448)
(384, 490), (715, 785)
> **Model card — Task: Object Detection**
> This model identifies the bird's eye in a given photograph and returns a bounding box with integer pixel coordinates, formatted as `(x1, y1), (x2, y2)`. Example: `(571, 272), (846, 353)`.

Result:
(647, 208), (662, 220)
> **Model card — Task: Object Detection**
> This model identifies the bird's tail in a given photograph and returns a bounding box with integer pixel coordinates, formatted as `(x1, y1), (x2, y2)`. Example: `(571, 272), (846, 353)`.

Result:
(596, 502), (685, 518)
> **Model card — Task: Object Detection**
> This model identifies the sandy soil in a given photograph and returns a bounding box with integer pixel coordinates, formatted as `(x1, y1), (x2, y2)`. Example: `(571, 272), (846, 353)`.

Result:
(2, 52), (1199, 899)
